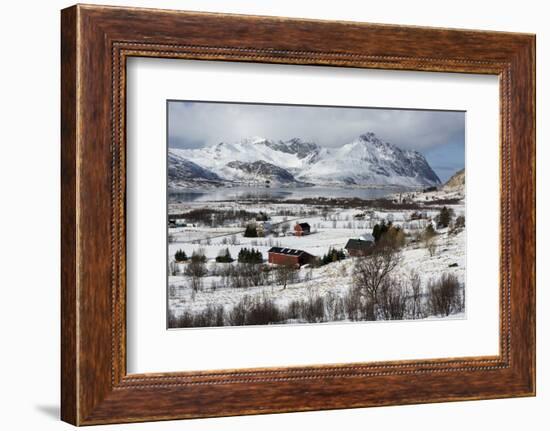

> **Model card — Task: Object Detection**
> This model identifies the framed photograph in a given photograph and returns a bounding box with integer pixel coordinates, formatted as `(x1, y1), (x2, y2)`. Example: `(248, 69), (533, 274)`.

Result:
(61, 4), (535, 425)
(164, 100), (466, 330)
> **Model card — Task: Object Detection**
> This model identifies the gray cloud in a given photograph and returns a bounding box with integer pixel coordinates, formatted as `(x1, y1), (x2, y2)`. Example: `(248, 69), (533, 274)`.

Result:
(168, 101), (464, 153)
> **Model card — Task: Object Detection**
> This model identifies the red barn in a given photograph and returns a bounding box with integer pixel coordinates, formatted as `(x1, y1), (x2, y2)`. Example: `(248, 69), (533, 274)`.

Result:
(268, 247), (315, 267)
(294, 222), (311, 236)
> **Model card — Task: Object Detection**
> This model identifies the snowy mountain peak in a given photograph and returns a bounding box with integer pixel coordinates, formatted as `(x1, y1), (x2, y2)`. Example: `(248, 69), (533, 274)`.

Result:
(169, 132), (441, 189)
(265, 138), (321, 161)
(240, 136), (271, 145)
(359, 131), (383, 143)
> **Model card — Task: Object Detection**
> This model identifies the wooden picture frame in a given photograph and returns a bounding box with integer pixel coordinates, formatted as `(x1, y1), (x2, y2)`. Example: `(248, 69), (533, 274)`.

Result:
(61, 4), (535, 425)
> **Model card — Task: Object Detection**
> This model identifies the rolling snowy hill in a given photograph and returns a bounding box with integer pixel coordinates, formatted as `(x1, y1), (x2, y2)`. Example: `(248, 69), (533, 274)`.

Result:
(169, 132), (441, 188)
(443, 168), (465, 191)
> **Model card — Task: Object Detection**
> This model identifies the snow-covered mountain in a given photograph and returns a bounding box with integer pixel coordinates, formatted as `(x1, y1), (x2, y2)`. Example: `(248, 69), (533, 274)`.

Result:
(169, 132), (441, 188)
(298, 132), (440, 187)
(167, 152), (222, 187)
(222, 160), (313, 186)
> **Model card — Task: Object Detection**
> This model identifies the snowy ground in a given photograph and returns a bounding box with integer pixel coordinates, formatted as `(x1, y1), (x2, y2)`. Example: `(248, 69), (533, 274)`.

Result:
(167, 187), (466, 324)
(169, 229), (465, 318)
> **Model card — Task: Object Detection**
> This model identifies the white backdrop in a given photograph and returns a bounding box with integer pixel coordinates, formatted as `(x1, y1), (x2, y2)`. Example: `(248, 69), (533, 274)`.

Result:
(127, 58), (500, 373)
(0, 1), (547, 430)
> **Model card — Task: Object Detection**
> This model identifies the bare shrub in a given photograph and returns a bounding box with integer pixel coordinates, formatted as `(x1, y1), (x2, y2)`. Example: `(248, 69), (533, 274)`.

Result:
(275, 264), (299, 289)
(352, 245), (402, 320)
(189, 274), (204, 292)
(184, 259), (207, 278)
(324, 291), (345, 321)
(168, 304), (225, 328)
(280, 223), (290, 235)
(169, 260), (180, 276)
(192, 304), (225, 327)
(378, 277), (409, 320)
(343, 287), (367, 321)
(246, 294), (284, 325)
(227, 294), (284, 326)
(227, 296), (250, 326)
(426, 237), (437, 257)
(409, 270), (423, 319)
(301, 294), (326, 323)
(427, 273), (463, 316)
(225, 263), (270, 289)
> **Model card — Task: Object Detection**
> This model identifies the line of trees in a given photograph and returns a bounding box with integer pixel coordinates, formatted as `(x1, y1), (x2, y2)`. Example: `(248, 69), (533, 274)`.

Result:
(176, 208), (259, 227)
(238, 247), (263, 264)
(319, 247), (346, 266)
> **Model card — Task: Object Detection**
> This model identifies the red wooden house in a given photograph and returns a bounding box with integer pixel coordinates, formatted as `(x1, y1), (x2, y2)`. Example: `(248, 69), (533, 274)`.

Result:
(268, 247), (315, 267)
(294, 222), (311, 236)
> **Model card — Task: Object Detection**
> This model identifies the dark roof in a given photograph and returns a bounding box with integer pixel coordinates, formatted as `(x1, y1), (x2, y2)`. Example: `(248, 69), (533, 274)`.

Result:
(295, 222), (311, 230)
(268, 247), (309, 256)
(345, 239), (374, 250)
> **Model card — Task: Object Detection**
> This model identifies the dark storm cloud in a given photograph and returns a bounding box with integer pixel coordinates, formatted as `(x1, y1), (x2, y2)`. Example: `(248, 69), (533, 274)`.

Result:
(167, 101), (465, 181)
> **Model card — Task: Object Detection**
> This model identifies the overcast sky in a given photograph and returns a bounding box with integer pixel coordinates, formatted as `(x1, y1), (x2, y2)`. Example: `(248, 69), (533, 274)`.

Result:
(168, 101), (465, 182)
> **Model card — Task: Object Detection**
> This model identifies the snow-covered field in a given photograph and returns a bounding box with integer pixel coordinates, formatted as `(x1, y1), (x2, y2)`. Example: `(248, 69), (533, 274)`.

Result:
(169, 229), (465, 317)
(167, 187), (466, 326)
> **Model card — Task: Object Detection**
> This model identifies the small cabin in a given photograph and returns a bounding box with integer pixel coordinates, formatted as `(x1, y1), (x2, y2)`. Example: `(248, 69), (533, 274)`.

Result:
(268, 247), (315, 267)
(345, 238), (374, 257)
(168, 214), (187, 228)
(294, 222), (311, 236)
(256, 221), (272, 237)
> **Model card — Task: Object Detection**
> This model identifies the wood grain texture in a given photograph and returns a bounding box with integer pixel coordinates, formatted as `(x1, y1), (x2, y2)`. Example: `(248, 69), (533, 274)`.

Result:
(60, 5), (78, 425)
(60, 4), (536, 425)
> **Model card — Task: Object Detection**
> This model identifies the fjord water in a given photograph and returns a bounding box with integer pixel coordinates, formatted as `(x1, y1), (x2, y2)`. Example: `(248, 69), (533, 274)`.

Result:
(168, 185), (413, 203)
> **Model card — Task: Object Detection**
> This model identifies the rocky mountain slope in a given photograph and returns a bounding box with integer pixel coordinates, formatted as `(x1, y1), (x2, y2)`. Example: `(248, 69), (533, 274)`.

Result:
(443, 168), (465, 190)
(169, 132), (442, 189)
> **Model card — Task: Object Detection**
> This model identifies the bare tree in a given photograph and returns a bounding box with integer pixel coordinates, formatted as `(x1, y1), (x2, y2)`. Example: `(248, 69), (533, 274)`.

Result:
(184, 259), (207, 278)
(378, 277), (408, 320)
(169, 260), (180, 276)
(427, 273), (461, 316)
(426, 237), (437, 257)
(275, 263), (298, 290)
(280, 223), (290, 235)
(352, 245), (402, 320)
(189, 274), (204, 292)
(409, 270), (423, 319)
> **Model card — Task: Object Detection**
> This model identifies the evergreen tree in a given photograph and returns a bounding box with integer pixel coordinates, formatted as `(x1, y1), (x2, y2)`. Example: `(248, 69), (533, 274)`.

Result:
(436, 206), (454, 228)
(238, 247), (263, 264)
(216, 248), (234, 263)
(243, 224), (258, 238)
(174, 249), (187, 262)
(320, 247), (346, 266)
(424, 223), (436, 239)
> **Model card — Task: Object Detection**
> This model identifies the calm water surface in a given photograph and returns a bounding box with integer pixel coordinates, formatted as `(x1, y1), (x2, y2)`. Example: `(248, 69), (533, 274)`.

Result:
(168, 186), (414, 203)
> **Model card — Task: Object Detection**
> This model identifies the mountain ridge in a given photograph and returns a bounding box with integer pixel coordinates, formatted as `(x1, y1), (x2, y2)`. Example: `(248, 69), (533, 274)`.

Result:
(169, 132), (442, 189)
(443, 168), (465, 190)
